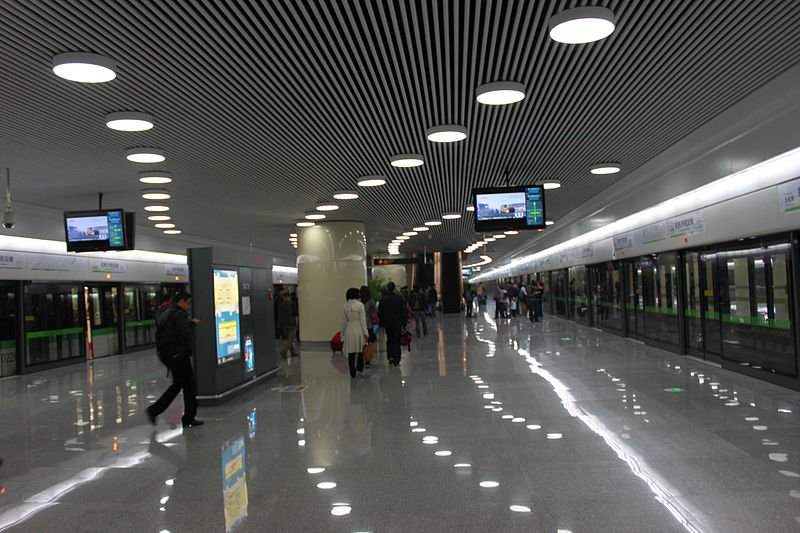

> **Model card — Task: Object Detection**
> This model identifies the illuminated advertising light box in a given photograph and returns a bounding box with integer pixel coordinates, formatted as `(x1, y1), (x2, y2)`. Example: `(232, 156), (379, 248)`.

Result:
(472, 185), (546, 232)
(243, 334), (254, 373)
(221, 435), (248, 533)
(214, 269), (242, 364)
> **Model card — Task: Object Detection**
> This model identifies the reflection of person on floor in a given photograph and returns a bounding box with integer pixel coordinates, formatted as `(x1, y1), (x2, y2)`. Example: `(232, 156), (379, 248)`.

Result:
(147, 291), (204, 429)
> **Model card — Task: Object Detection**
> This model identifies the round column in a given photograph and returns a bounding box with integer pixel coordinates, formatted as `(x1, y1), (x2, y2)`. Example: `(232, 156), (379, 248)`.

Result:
(297, 221), (367, 341)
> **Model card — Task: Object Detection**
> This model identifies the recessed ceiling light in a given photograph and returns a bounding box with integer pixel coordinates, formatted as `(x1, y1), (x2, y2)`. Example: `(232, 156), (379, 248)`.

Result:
(493, 234), (506, 239)
(105, 111), (154, 131)
(289, 233), (298, 238)
(549, 6), (616, 44)
(590, 162), (621, 174)
(424, 220), (442, 226)
(397, 236), (410, 241)
(412, 226), (429, 232)
(485, 237), (496, 242)
(143, 202), (169, 212)
(126, 148), (165, 163)
(357, 176), (386, 187)
(154, 223), (176, 229)
(141, 188), (171, 200)
(296, 220), (315, 227)
(138, 171), (172, 184)
(426, 125), (468, 143)
(148, 215), (171, 221)
(540, 179), (561, 189)
(504, 230), (519, 235)
(442, 212), (461, 220)
(477, 241), (487, 245)
(305, 212), (326, 220)
(546, 219), (555, 226)
(333, 190), (359, 200)
(163, 229), (182, 235)
(52, 52), (116, 83)
(466, 205), (475, 212)
(390, 154), (425, 167)
(315, 202), (339, 211)
(475, 81), (526, 105)
(402, 231), (418, 236)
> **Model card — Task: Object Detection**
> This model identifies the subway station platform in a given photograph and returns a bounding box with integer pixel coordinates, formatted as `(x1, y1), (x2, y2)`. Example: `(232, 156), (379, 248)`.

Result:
(0, 309), (799, 532)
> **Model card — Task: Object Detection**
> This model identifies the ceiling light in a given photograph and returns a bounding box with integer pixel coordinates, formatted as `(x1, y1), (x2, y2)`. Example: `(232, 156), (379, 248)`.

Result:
(466, 205), (475, 212)
(289, 233), (297, 237)
(412, 226), (429, 232)
(590, 162), (621, 174)
(485, 237), (496, 242)
(138, 171), (172, 184)
(476, 241), (487, 245)
(492, 234), (506, 239)
(504, 230), (518, 235)
(397, 236), (409, 241)
(163, 229), (182, 235)
(424, 220), (442, 226)
(105, 111), (154, 131)
(147, 215), (171, 221)
(141, 188), (171, 200)
(546, 219), (555, 225)
(357, 176), (386, 187)
(442, 212), (461, 220)
(390, 154), (425, 167)
(289, 237), (298, 241)
(296, 220), (315, 227)
(402, 231), (418, 236)
(549, 6), (616, 44)
(305, 212), (326, 220)
(154, 223), (176, 229)
(52, 52), (116, 83)
(315, 202), (339, 211)
(126, 148), (165, 163)
(143, 202), (169, 212)
(333, 190), (359, 200)
(540, 179), (561, 189)
(426, 125), (468, 143)
(475, 81), (526, 105)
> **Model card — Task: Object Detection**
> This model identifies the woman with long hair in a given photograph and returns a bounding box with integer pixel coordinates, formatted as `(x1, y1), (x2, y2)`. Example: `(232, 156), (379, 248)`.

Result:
(342, 287), (369, 378)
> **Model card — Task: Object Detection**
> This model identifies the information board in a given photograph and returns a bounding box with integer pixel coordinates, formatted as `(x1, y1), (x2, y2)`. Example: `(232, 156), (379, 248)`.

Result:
(214, 269), (241, 364)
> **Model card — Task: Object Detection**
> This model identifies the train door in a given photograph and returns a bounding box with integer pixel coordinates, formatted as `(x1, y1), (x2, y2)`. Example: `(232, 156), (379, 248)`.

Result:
(84, 283), (121, 358)
(684, 251), (722, 363)
(0, 282), (19, 376)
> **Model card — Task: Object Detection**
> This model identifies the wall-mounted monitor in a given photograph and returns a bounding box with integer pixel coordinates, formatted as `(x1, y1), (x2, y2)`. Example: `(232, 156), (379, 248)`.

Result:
(64, 209), (127, 252)
(472, 186), (545, 232)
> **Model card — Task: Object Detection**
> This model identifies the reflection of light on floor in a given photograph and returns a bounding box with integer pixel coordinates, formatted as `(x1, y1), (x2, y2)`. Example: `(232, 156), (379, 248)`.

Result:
(519, 349), (704, 533)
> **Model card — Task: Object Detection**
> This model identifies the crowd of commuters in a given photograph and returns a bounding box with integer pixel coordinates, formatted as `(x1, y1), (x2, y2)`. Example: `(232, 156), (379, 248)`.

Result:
(473, 280), (544, 322)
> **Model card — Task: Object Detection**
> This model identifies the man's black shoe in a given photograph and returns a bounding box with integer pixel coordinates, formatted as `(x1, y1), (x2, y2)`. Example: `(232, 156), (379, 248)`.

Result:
(146, 407), (157, 426)
(182, 419), (205, 428)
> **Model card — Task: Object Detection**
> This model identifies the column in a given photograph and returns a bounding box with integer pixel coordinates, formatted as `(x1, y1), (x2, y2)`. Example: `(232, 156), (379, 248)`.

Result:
(297, 221), (367, 341)
(434, 251), (463, 313)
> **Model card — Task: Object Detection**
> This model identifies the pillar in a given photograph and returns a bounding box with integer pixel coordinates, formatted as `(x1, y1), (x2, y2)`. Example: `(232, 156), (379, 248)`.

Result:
(297, 221), (367, 341)
(434, 251), (463, 313)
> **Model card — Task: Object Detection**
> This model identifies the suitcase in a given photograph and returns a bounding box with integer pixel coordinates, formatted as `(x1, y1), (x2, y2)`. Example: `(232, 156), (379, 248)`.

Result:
(330, 331), (344, 353)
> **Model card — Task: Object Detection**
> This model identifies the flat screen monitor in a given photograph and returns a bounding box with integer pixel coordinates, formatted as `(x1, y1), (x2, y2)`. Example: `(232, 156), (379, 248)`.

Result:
(472, 186), (546, 232)
(64, 209), (127, 252)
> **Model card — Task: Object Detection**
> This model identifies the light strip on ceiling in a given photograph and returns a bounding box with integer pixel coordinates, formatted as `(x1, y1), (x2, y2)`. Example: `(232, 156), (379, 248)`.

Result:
(472, 145), (800, 281)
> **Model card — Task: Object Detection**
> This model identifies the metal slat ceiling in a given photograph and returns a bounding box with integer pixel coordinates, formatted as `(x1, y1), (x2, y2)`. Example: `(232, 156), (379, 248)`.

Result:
(0, 0), (799, 256)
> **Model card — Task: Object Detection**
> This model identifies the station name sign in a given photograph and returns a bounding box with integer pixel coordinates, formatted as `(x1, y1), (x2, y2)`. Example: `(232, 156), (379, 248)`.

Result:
(373, 257), (418, 266)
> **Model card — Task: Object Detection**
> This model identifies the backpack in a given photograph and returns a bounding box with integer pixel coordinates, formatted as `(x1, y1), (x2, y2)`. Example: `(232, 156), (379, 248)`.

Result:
(369, 304), (380, 327)
(155, 306), (178, 364)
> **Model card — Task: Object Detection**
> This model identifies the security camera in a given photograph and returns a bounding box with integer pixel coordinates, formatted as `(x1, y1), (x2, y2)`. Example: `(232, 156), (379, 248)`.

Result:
(2, 209), (15, 230)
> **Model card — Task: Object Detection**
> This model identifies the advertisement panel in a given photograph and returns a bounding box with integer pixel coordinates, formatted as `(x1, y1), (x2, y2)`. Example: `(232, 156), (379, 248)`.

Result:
(214, 269), (241, 364)
(243, 334), (254, 373)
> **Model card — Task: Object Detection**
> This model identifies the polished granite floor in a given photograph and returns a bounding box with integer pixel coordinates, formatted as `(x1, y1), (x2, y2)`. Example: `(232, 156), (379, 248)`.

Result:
(0, 309), (799, 532)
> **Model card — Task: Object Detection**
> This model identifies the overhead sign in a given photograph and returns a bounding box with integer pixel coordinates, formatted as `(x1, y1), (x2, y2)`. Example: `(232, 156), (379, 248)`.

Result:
(373, 257), (418, 266)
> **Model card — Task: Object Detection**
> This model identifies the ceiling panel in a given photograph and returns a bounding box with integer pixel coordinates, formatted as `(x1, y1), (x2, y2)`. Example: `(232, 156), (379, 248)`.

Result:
(0, 0), (799, 258)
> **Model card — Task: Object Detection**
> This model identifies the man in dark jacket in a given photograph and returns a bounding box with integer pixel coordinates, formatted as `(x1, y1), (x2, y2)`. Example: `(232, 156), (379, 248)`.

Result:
(379, 282), (407, 366)
(146, 291), (204, 428)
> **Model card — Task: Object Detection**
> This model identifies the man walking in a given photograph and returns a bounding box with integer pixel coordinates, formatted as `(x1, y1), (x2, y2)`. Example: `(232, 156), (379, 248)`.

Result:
(379, 282), (407, 366)
(277, 291), (299, 358)
(147, 291), (204, 428)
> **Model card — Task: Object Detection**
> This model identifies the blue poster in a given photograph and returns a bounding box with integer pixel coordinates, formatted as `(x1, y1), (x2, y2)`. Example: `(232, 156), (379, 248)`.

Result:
(243, 335), (255, 373)
(214, 269), (241, 364)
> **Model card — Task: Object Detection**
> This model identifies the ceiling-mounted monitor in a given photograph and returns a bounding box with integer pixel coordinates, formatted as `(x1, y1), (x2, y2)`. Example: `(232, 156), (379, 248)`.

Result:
(64, 208), (128, 252)
(472, 185), (545, 232)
